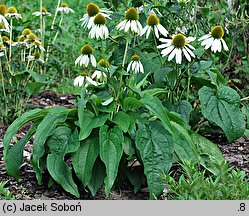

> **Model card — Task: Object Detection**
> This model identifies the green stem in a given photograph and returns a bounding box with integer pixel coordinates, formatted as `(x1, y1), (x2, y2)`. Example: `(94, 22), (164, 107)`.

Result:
(52, 14), (64, 44)
(9, 19), (13, 66)
(241, 96), (249, 101)
(186, 63), (191, 100)
(0, 60), (7, 117)
(40, 0), (43, 44)
(45, 0), (61, 63)
(122, 37), (129, 68)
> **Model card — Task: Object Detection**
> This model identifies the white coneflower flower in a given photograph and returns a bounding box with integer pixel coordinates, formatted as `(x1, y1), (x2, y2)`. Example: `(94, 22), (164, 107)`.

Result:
(33, 40), (45, 52)
(127, 55), (144, 73)
(141, 14), (168, 39)
(56, 3), (75, 14)
(157, 33), (196, 64)
(74, 72), (98, 87)
(75, 44), (97, 67)
(33, 7), (52, 16)
(198, 25), (229, 53)
(91, 59), (109, 83)
(25, 32), (38, 45)
(21, 28), (32, 37)
(1, 35), (12, 46)
(80, 3), (112, 29)
(89, 14), (109, 39)
(116, 7), (143, 35)
(0, 5), (10, 32)
(5, 6), (22, 19)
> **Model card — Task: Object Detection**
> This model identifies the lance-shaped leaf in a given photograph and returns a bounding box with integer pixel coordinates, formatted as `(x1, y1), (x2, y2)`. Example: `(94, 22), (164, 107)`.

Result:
(135, 121), (174, 198)
(99, 125), (124, 196)
(72, 135), (99, 187)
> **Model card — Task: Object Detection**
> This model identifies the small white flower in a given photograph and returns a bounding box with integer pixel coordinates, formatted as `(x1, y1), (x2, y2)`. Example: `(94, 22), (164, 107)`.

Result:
(141, 14), (168, 39)
(5, 6), (22, 19)
(157, 33), (196, 64)
(73, 74), (98, 87)
(91, 70), (107, 82)
(75, 44), (97, 68)
(198, 25), (229, 53)
(89, 14), (109, 39)
(116, 7), (143, 35)
(80, 3), (112, 29)
(33, 8), (52, 16)
(56, 3), (75, 14)
(127, 55), (144, 73)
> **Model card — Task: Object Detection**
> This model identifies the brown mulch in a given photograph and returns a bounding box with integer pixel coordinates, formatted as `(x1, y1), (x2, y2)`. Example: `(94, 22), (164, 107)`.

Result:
(0, 90), (248, 200)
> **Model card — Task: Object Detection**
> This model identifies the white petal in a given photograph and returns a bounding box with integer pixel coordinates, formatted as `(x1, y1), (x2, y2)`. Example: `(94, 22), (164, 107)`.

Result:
(198, 34), (211, 41)
(161, 45), (174, 57)
(221, 38), (229, 51)
(211, 39), (219, 53)
(157, 24), (168, 37)
(132, 61), (136, 71)
(139, 61), (144, 73)
(183, 46), (195, 58)
(117, 20), (126, 30)
(124, 20), (131, 32)
(159, 38), (172, 43)
(127, 62), (132, 72)
(186, 43), (195, 50)
(146, 26), (151, 39)
(182, 47), (191, 62)
(154, 26), (159, 38)
(75, 55), (82, 65)
(175, 48), (182, 64)
(168, 48), (177, 62)
(140, 25), (149, 36)
(204, 37), (214, 50)
(186, 37), (195, 43)
(131, 20), (138, 33)
(157, 43), (172, 49)
(136, 21), (143, 34)
(217, 39), (222, 52)
(90, 54), (97, 67)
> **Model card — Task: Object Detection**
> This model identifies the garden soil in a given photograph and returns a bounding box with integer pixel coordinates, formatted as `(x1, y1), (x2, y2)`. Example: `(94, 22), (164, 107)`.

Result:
(0, 91), (248, 200)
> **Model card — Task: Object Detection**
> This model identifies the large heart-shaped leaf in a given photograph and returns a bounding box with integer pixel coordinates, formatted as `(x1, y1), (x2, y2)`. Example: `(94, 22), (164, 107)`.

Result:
(199, 86), (245, 142)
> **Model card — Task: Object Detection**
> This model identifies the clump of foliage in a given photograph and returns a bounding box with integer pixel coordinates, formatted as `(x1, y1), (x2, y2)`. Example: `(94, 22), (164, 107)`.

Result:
(0, 181), (15, 200)
(163, 161), (249, 200)
(2, 0), (248, 199)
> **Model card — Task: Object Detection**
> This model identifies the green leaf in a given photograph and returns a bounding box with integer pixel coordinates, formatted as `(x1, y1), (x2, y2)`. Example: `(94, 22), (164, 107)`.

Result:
(5, 122), (39, 180)
(122, 136), (135, 156)
(112, 111), (130, 132)
(171, 122), (198, 162)
(99, 125), (124, 196)
(135, 121), (174, 198)
(190, 131), (225, 175)
(78, 98), (109, 140)
(47, 155), (80, 198)
(123, 97), (143, 111)
(31, 107), (70, 183)
(46, 126), (80, 198)
(72, 135), (99, 187)
(199, 86), (245, 142)
(140, 94), (175, 136)
(88, 158), (106, 197)
(26, 82), (45, 96)
(173, 100), (192, 123)
(3, 108), (51, 158)
(126, 166), (144, 193)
